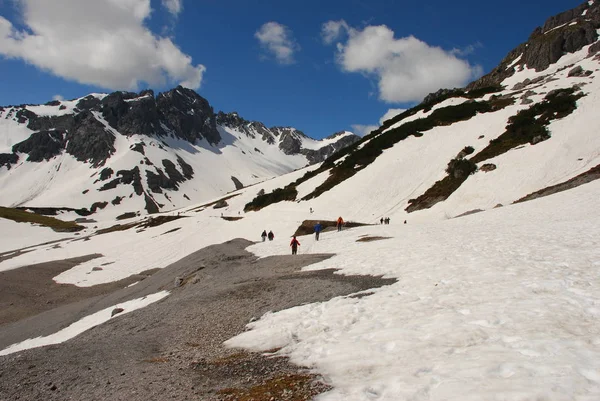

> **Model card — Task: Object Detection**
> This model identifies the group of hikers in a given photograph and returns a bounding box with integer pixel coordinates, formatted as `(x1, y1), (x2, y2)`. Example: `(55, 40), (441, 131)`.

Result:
(262, 216), (347, 255)
(263, 215), (402, 255)
(260, 230), (275, 241)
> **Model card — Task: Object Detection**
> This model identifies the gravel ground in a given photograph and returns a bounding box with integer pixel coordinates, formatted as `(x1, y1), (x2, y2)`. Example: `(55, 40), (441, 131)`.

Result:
(0, 238), (396, 401)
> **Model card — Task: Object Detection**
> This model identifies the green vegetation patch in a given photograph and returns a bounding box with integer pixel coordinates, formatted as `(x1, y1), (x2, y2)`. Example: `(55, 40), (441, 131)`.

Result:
(515, 163), (600, 204)
(356, 236), (392, 242)
(190, 193), (240, 212)
(471, 88), (584, 163)
(303, 98), (511, 201)
(0, 206), (84, 232)
(217, 373), (331, 401)
(406, 157), (477, 213)
(244, 186), (298, 212)
(244, 89), (510, 210)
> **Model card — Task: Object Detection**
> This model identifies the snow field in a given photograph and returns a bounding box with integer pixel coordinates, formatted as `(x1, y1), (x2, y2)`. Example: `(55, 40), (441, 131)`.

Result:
(229, 179), (600, 401)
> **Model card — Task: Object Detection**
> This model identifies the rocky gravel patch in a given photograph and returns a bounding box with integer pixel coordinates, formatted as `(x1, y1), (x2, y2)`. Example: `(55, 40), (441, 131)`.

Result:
(0, 238), (395, 401)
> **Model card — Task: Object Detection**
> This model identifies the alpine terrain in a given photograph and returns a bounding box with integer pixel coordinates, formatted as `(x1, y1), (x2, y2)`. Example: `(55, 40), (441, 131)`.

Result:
(0, 86), (359, 218)
(1, 1), (600, 401)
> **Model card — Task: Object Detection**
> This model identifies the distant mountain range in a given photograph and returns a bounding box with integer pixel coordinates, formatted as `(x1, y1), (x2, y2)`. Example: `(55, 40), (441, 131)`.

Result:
(0, 87), (359, 217)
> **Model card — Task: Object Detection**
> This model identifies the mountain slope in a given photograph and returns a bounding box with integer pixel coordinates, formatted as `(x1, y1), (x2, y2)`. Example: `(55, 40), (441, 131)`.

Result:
(243, 0), (600, 222)
(0, 88), (359, 219)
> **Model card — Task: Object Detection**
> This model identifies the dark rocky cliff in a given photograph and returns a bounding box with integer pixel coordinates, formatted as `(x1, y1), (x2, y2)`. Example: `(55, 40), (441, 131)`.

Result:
(467, 0), (600, 90)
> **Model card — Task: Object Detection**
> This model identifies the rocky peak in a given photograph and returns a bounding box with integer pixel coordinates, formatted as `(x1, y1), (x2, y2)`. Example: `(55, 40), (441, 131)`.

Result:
(156, 86), (220, 145)
(216, 111), (274, 142)
(468, 0), (600, 90)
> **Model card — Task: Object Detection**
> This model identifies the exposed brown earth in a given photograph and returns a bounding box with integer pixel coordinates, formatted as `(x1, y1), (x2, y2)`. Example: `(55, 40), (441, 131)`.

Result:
(0, 238), (396, 401)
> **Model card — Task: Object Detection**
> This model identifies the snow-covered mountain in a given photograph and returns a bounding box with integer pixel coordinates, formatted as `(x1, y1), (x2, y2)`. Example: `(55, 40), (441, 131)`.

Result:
(0, 87), (359, 218)
(2, 2), (600, 400)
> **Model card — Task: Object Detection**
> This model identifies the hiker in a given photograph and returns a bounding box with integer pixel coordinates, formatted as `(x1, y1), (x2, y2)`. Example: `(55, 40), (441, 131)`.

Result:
(314, 222), (322, 241)
(268, 230), (274, 241)
(337, 216), (344, 232)
(380, 217), (384, 225)
(290, 236), (300, 255)
(404, 220), (407, 224)
(310, 207), (313, 214)
(261, 230), (267, 242)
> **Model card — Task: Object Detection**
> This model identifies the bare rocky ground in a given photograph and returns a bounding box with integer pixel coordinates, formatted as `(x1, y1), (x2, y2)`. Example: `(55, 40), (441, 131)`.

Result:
(0, 238), (395, 401)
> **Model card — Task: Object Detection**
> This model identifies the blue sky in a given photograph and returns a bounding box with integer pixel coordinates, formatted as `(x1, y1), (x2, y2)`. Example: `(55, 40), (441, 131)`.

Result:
(0, 0), (584, 139)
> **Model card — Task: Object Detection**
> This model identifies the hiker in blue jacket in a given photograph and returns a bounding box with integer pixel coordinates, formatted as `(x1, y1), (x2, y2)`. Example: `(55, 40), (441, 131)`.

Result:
(314, 222), (322, 241)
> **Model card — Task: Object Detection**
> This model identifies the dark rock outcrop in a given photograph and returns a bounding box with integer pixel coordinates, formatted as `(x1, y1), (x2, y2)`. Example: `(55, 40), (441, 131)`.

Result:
(231, 176), (244, 190)
(0, 153), (19, 169)
(216, 111), (274, 142)
(157, 86), (220, 145)
(468, 0), (600, 90)
(65, 111), (116, 167)
(12, 130), (66, 162)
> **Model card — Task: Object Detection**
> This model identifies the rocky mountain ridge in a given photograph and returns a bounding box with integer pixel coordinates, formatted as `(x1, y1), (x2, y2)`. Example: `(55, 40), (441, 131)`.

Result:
(0, 88), (359, 217)
(467, 0), (600, 90)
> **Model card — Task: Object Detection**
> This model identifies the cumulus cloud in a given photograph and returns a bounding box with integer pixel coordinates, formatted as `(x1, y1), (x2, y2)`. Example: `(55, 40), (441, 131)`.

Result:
(162, 0), (182, 16)
(351, 108), (407, 137)
(351, 124), (378, 137)
(321, 20), (349, 45)
(380, 108), (406, 124)
(323, 20), (483, 103)
(0, 0), (205, 90)
(255, 22), (299, 65)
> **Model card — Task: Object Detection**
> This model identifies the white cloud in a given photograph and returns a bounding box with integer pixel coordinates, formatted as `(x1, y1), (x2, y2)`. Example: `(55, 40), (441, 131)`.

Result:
(0, 0), (205, 90)
(255, 22), (299, 65)
(52, 94), (64, 101)
(351, 124), (378, 137)
(352, 108), (407, 137)
(380, 108), (406, 124)
(161, 0), (182, 16)
(323, 20), (483, 103)
(321, 20), (349, 45)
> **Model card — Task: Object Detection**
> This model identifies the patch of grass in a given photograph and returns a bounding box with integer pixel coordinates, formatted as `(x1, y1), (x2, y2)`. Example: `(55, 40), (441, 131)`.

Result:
(141, 214), (186, 228)
(116, 212), (137, 220)
(95, 221), (139, 235)
(471, 87), (584, 163)
(161, 227), (181, 235)
(304, 98), (510, 201)
(356, 236), (392, 242)
(190, 194), (240, 212)
(244, 90), (511, 208)
(406, 157), (477, 213)
(217, 373), (331, 401)
(222, 216), (244, 221)
(515, 163), (600, 203)
(0, 206), (84, 232)
(244, 186), (298, 212)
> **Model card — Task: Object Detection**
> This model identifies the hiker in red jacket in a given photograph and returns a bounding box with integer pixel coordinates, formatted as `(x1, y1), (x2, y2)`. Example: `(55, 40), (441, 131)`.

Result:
(290, 236), (300, 255)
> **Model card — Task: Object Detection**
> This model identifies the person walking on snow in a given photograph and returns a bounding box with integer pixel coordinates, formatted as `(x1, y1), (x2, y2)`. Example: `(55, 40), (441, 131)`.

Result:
(268, 230), (274, 241)
(337, 216), (344, 232)
(290, 236), (300, 255)
(314, 222), (322, 241)
(261, 230), (267, 242)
